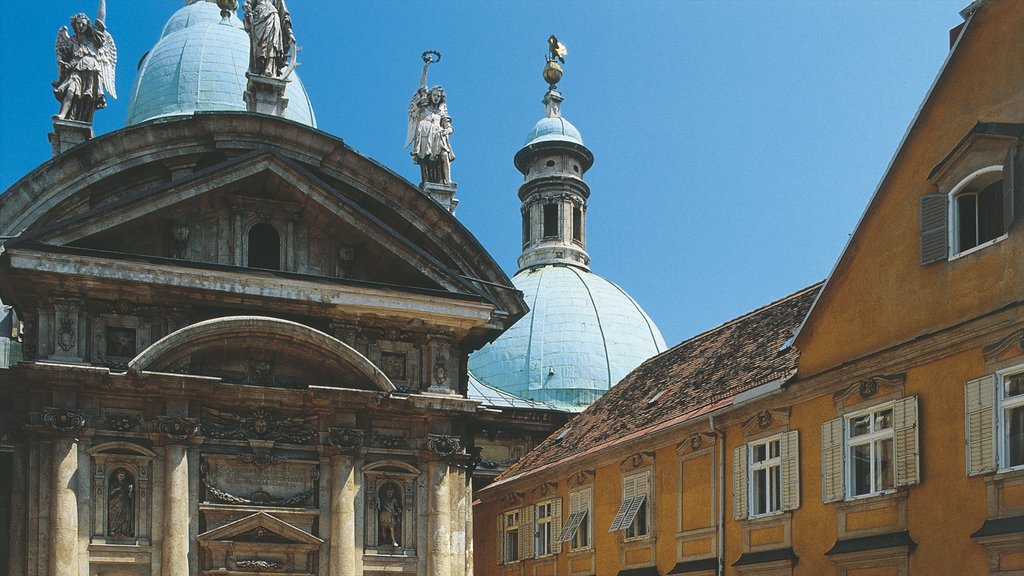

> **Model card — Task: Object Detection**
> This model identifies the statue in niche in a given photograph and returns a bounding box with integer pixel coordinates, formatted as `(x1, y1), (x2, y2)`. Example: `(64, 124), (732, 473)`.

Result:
(377, 482), (403, 547)
(107, 468), (134, 537)
(243, 0), (295, 78)
(53, 0), (117, 123)
(406, 51), (455, 186)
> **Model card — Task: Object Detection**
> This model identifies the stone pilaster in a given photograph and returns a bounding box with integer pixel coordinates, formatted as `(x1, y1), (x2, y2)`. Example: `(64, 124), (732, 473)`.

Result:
(329, 453), (357, 576)
(428, 459), (451, 576)
(8, 443), (27, 576)
(44, 408), (85, 576)
(158, 418), (196, 576)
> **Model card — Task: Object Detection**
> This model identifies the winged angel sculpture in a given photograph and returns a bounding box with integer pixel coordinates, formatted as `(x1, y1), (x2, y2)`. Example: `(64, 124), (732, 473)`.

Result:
(406, 51), (455, 186)
(53, 0), (116, 123)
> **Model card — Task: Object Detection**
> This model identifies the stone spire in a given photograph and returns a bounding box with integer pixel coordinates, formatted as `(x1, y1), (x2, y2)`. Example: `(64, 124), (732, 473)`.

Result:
(514, 39), (594, 272)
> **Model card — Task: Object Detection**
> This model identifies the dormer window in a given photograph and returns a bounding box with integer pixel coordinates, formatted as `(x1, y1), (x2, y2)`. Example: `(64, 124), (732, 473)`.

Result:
(248, 223), (281, 270)
(952, 168), (1004, 255)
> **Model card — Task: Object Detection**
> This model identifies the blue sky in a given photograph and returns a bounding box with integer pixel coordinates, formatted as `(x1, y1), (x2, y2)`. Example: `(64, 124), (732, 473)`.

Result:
(0, 0), (966, 346)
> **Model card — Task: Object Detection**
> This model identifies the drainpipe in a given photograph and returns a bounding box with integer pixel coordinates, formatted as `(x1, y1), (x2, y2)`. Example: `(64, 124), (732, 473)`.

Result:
(710, 414), (725, 576)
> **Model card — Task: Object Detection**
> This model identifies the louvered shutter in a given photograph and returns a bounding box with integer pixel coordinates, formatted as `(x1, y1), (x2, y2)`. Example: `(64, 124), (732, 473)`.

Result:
(821, 417), (845, 503)
(497, 512), (505, 564)
(1004, 145), (1022, 232)
(558, 491), (581, 543)
(893, 397), (920, 487)
(920, 194), (949, 264)
(732, 444), (748, 519)
(965, 375), (997, 475)
(609, 475), (636, 531)
(780, 430), (801, 511)
(521, 505), (534, 559)
(552, 498), (562, 554)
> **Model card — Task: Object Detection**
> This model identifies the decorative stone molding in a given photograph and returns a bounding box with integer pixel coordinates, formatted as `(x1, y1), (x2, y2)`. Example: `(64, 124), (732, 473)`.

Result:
(104, 413), (141, 432)
(202, 479), (312, 507)
(741, 407), (791, 438)
(833, 373), (906, 411)
(501, 492), (525, 508)
(427, 434), (462, 458)
(43, 408), (86, 433)
(158, 417), (197, 441)
(328, 427), (364, 453)
(567, 469), (595, 488)
(983, 329), (1024, 362)
(677, 432), (717, 456)
(202, 408), (316, 444)
(620, 451), (655, 472)
(531, 481), (558, 499)
(375, 432), (406, 449)
(239, 448), (284, 466)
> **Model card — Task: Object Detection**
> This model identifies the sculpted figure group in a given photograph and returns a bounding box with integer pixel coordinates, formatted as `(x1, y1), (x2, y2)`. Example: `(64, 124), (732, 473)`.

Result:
(53, 0), (116, 123)
(407, 52), (456, 186)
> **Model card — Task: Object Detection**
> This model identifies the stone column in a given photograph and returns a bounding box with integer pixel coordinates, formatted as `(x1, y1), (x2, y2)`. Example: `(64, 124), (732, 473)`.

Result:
(8, 444), (27, 576)
(50, 436), (79, 575)
(158, 418), (196, 576)
(330, 453), (356, 576)
(428, 460), (451, 576)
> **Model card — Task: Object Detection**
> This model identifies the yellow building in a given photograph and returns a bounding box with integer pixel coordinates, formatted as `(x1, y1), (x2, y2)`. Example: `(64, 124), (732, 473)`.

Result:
(474, 1), (1024, 575)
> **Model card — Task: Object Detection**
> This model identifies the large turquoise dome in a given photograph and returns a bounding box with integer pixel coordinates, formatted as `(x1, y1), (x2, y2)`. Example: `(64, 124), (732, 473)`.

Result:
(469, 265), (666, 412)
(125, 0), (316, 127)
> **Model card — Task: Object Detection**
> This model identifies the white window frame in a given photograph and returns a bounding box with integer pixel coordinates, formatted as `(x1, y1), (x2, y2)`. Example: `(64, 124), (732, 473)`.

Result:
(558, 487), (592, 551)
(998, 365), (1024, 472)
(502, 509), (520, 563)
(748, 435), (782, 517)
(845, 403), (896, 499)
(948, 165), (1008, 259)
(534, 500), (554, 558)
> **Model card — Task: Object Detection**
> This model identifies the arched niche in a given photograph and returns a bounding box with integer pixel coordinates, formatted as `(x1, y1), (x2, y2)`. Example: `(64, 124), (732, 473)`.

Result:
(87, 442), (157, 545)
(362, 460), (420, 554)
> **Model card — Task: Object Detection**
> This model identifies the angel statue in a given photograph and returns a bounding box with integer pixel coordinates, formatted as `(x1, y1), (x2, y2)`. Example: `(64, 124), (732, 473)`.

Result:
(406, 51), (455, 186)
(243, 0), (295, 79)
(53, 0), (116, 123)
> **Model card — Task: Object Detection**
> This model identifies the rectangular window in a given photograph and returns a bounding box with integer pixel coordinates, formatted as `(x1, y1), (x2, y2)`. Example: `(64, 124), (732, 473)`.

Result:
(750, 437), (782, 516)
(558, 487), (591, 550)
(572, 206), (582, 242)
(1002, 369), (1024, 469)
(609, 471), (649, 539)
(847, 406), (895, 497)
(535, 501), (553, 557)
(543, 203), (559, 238)
(503, 510), (520, 563)
(522, 209), (531, 247)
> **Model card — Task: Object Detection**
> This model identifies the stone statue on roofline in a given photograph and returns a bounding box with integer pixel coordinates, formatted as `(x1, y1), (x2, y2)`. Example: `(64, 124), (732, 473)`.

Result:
(243, 0), (296, 79)
(52, 0), (117, 123)
(406, 51), (456, 187)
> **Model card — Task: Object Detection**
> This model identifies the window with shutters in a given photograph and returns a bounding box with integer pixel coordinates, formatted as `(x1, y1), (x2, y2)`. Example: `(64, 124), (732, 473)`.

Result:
(502, 509), (520, 563)
(751, 436), (782, 516)
(609, 471), (650, 540)
(950, 167), (1006, 257)
(821, 397), (919, 503)
(558, 487), (591, 550)
(967, 365), (1024, 474)
(734, 430), (800, 520)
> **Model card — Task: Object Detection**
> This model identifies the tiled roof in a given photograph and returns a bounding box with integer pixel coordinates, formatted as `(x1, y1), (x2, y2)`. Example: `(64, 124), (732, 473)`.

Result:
(492, 282), (822, 484)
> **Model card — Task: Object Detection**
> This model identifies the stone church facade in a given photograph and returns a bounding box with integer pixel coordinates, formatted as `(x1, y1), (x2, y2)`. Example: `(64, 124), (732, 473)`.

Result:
(0, 111), (529, 576)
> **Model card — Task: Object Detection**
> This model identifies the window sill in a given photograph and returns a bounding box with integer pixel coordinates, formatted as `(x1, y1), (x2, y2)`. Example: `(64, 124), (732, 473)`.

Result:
(747, 510), (787, 522)
(949, 233), (1008, 261)
(843, 488), (898, 503)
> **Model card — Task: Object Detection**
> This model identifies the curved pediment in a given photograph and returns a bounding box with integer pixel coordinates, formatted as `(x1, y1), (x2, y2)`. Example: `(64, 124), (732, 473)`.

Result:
(0, 113), (526, 329)
(129, 316), (394, 392)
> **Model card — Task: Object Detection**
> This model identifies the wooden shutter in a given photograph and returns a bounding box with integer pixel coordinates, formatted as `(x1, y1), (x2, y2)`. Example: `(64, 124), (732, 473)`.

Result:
(780, 430), (801, 511)
(1004, 145), (1022, 232)
(732, 444), (748, 519)
(497, 512), (505, 564)
(521, 505), (534, 559)
(609, 475), (636, 531)
(552, 498), (562, 554)
(821, 417), (844, 503)
(920, 193), (948, 264)
(893, 397), (920, 487)
(965, 375), (997, 476)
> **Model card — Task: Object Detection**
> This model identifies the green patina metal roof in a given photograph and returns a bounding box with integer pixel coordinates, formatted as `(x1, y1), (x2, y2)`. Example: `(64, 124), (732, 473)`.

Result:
(125, 0), (316, 127)
(524, 116), (583, 146)
(468, 264), (666, 412)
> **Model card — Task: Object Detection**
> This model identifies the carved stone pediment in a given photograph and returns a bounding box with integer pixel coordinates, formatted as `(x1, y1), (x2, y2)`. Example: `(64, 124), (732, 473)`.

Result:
(741, 407), (791, 437)
(198, 512), (322, 546)
(834, 373), (906, 410)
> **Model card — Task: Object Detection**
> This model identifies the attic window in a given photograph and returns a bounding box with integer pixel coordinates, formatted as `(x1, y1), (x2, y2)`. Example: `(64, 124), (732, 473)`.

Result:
(648, 390), (666, 404)
(555, 427), (573, 441)
(248, 223), (281, 270)
(954, 175), (1004, 254)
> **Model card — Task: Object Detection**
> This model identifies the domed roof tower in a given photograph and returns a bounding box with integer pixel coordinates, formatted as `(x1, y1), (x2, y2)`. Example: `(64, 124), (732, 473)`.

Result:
(469, 48), (666, 412)
(125, 0), (316, 127)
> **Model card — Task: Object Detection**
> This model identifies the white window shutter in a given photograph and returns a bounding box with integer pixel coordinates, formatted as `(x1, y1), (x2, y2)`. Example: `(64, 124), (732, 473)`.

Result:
(497, 513), (504, 564)
(821, 417), (844, 503)
(732, 444), (748, 519)
(521, 505), (534, 559)
(552, 498), (562, 554)
(780, 430), (801, 511)
(920, 193), (948, 265)
(893, 396), (920, 487)
(965, 375), (997, 476)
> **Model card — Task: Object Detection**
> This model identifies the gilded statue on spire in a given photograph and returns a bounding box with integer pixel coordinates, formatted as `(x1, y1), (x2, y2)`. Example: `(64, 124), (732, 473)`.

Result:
(243, 0), (296, 79)
(406, 51), (455, 187)
(52, 0), (117, 123)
